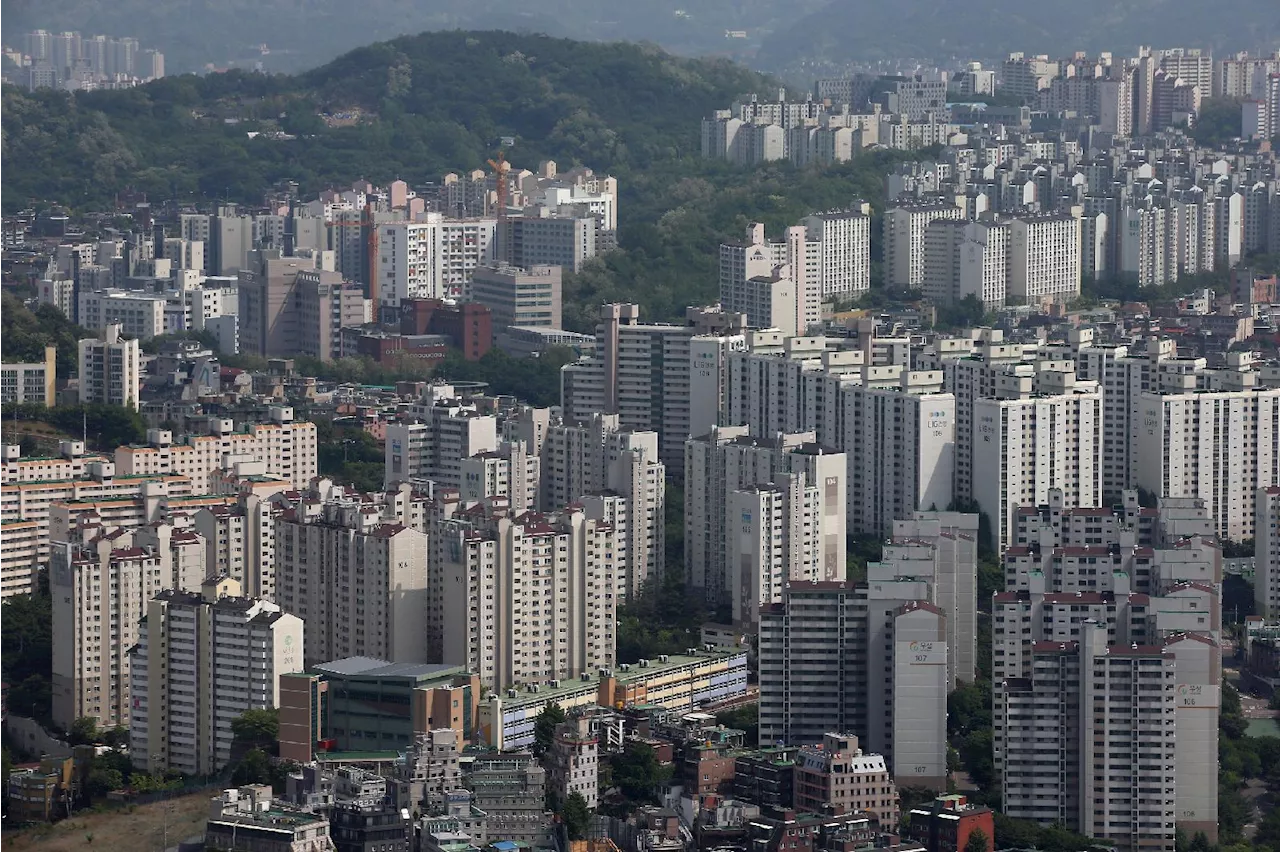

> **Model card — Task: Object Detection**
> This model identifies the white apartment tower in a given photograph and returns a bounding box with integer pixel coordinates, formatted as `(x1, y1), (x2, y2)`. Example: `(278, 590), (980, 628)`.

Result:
(437, 504), (617, 691)
(375, 215), (497, 310)
(921, 219), (1009, 308)
(275, 499), (428, 666)
(1007, 215), (1081, 306)
(115, 413), (319, 492)
(385, 402), (499, 490)
(129, 581), (304, 776)
(883, 202), (965, 289)
(685, 428), (845, 609)
(972, 380), (1103, 553)
(51, 537), (165, 729)
(1136, 386), (1280, 542)
(719, 223), (820, 333)
(78, 323), (141, 410)
(802, 210), (872, 298)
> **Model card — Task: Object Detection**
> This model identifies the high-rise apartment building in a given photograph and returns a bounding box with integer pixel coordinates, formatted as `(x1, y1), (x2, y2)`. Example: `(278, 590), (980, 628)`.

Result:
(684, 428), (845, 609)
(436, 502), (617, 690)
(720, 223), (819, 334)
(384, 400), (498, 490)
(972, 378), (1103, 553)
(721, 342), (955, 537)
(501, 215), (596, 273)
(995, 489), (1221, 843)
(294, 270), (368, 361)
(1007, 214), (1081, 306)
(542, 415), (665, 599)
(275, 498), (428, 666)
(1000, 54), (1060, 103)
(236, 251), (365, 359)
(884, 202), (965, 289)
(1136, 385), (1280, 542)
(77, 323), (140, 409)
(115, 411), (318, 491)
(921, 219), (1009, 308)
(560, 304), (747, 471)
(51, 535), (166, 728)
(129, 580), (303, 775)
(997, 623), (1178, 852)
(77, 290), (166, 340)
(801, 211), (872, 298)
(882, 513), (979, 686)
(375, 215), (497, 311)
(1258, 487), (1280, 619)
(758, 582), (948, 790)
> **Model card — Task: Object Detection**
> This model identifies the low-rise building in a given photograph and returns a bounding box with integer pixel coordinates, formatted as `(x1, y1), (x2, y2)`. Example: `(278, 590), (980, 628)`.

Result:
(903, 795), (995, 852)
(794, 733), (897, 826)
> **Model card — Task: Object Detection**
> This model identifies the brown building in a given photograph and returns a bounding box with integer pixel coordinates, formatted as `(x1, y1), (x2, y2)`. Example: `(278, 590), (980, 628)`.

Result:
(400, 298), (493, 360)
(238, 250), (368, 361)
(904, 795), (994, 852)
(345, 329), (451, 367)
(684, 741), (737, 795)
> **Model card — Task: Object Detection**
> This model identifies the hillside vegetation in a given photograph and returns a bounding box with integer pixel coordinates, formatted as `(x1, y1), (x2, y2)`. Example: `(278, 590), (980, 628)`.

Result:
(2, 31), (773, 210)
(0, 0), (818, 74)
(3, 30), (928, 326)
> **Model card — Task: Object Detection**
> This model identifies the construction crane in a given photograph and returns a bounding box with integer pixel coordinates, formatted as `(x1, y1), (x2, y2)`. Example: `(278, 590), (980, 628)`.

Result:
(486, 151), (510, 220)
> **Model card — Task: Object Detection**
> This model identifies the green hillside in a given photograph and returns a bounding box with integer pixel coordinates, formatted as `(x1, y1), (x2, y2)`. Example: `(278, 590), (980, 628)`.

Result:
(1, 0), (827, 74)
(1, 30), (925, 327)
(1, 30), (775, 210)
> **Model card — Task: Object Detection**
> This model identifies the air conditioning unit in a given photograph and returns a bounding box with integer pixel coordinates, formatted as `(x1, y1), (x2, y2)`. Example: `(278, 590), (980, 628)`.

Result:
(550, 680), (561, 688)
(658, 655), (669, 663)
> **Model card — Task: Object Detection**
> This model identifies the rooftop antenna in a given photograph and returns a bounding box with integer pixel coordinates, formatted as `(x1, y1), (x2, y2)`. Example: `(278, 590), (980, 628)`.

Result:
(82, 409), (87, 446)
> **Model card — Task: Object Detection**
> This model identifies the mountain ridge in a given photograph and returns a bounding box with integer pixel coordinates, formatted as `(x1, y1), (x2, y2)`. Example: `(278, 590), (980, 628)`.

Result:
(757, 0), (1280, 70)
(1, 29), (777, 211)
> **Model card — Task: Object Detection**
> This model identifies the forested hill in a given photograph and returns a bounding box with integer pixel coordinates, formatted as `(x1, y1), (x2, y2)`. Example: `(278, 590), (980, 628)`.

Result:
(1, 30), (775, 212)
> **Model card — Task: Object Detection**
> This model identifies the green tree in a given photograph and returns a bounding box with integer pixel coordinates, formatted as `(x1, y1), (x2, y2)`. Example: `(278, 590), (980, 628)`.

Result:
(231, 708), (280, 753)
(1221, 681), (1247, 740)
(560, 791), (592, 840)
(86, 766), (123, 799)
(533, 703), (567, 756)
(611, 741), (671, 805)
(68, 716), (100, 746)
(964, 828), (991, 852)
(714, 704), (758, 746)
(231, 748), (274, 785)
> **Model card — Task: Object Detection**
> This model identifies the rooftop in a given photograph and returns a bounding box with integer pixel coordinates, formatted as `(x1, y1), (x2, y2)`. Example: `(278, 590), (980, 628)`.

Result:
(313, 657), (465, 680)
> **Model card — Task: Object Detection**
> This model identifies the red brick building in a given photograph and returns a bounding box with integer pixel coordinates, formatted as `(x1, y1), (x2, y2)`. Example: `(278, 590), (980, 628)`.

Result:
(400, 298), (492, 360)
(904, 795), (994, 852)
(349, 330), (449, 366)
